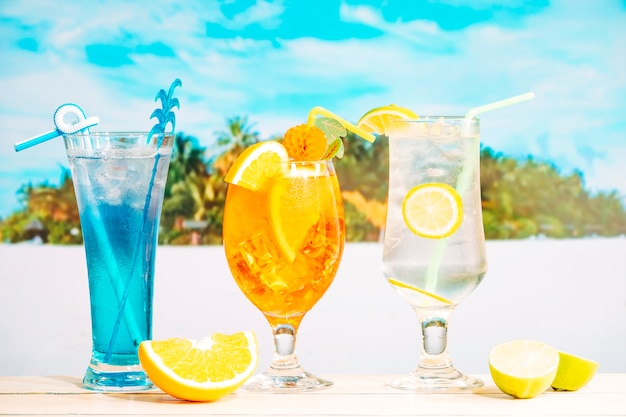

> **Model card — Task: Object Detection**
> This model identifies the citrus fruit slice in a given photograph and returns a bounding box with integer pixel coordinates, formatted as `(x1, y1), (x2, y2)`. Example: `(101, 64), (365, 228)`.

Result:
(282, 124), (328, 161)
(489, 340), (560, 399)
(387, 278), (452, 305)
(138, 331), (258, 402)
(356, 104), (418, 135)
(402, 183), (463, 239)
(269, 165), (329, 262)
(224, 141), (289, 191)
(551, 351), (598, 391)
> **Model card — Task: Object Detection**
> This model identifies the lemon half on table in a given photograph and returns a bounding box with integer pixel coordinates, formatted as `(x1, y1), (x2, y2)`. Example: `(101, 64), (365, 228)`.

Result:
(489, 340), (559, 399)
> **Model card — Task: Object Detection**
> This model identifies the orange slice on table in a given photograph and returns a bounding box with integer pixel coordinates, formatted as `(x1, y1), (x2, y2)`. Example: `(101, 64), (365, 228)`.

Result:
(282, 124), (328, 161)
(356, 104), (418, 135)
(224, 141), (289, 191)
(402, 183), (463, 239)
(138, 331), (258, 402)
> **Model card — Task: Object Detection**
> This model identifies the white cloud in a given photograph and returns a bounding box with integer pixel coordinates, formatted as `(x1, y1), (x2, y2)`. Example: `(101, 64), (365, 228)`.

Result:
(1, 0), (625, 217)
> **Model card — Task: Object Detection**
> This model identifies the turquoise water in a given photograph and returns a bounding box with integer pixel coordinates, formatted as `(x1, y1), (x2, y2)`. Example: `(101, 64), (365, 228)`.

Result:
(81, 201), (154, 364)
(68, 148), (171, 373)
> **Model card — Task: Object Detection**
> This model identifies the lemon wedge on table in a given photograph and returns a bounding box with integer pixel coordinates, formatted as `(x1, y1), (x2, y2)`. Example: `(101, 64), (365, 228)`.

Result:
(551, 351), (598, 391)
(224, 141), (289, 191)
(138, 332), (258, 402)
(402, 183), (463, 239)
(356, 104), (418, 135)
(489, 340), (559, 399)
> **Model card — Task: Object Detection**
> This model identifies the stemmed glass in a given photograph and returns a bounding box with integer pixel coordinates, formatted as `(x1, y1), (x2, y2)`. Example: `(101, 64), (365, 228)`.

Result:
(223, 159), (344, 391)
(382, 117), (487, 391)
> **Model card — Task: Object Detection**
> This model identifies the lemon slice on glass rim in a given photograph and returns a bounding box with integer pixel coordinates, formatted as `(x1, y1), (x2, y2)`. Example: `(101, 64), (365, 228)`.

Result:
(356, 104), (418, 135)
(402, 183), (463, 239)
(224, 141), (289, 191)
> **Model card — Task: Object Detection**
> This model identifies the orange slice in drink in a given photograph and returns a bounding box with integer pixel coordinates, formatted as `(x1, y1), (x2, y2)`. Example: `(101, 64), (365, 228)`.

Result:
(402, 183), (463, 239)
(138, 331), (258, 402)
(282, 124), (328, 161)
(224, 141), (289, 191)
(269, 165), (327, 262)
(357, 104), (418, 135)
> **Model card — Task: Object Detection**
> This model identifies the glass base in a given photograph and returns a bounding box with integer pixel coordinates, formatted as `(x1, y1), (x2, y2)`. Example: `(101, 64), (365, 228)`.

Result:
(83, 362), (152, 392)
(242, 368), (333, 392)
(388, 368), (483, 392)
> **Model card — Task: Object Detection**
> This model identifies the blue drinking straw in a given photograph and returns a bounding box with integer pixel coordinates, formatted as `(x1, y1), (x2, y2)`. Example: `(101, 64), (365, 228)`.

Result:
(14, 104), (99, 152)
(13, 104), (144, 345)
(424, 92), (536, 294)
(104, 79), (182, 361)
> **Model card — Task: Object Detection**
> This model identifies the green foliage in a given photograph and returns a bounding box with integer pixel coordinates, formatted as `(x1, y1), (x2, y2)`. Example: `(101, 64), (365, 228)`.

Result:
(479, 147), (626, 238)
(2, 120), (626, 244)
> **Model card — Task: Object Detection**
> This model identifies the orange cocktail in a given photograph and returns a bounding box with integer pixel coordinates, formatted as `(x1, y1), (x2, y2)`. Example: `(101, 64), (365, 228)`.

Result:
(223, 159), (344, 330)
(223, 116), (357, 391)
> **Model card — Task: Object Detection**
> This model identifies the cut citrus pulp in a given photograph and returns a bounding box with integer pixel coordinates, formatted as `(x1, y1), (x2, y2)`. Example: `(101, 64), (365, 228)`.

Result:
(551, 351), (598, 391)
(402, 183), (463, 239)
(224, 141), (289, 191)
(356, 104), (418, 135)
(138, 331), (258, 402)
(489, 340), (559, 399)
(269, 165), (328, 262)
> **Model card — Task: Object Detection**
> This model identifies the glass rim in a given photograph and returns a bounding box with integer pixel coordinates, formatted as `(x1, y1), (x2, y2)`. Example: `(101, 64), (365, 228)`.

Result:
(281, 159), (335, 165)
(63, 131), (176, 137)
(401, 116), (479, 122)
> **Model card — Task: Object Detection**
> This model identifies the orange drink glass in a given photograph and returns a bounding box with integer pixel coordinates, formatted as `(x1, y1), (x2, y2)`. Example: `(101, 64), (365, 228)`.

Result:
(223, 158), (345, 391)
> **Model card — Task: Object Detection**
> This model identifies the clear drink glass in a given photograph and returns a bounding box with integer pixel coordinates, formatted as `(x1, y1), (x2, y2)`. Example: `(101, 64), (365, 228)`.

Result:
(223, 159), (345, 391)
(383, 117), (487, 391)
(63, 132), (174, 391)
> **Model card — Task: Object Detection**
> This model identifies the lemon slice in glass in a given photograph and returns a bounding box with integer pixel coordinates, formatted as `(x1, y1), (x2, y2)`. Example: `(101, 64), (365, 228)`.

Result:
(356, 104), (418, 135)
(551, 351), (599, 391)
(224, 141), (289, 191)
(402, 183), (463, 239)
(489, 340), (560, 399)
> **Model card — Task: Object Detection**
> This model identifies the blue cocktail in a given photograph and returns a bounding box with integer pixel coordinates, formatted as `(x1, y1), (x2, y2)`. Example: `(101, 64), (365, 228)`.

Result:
(64, 132), (173, 391)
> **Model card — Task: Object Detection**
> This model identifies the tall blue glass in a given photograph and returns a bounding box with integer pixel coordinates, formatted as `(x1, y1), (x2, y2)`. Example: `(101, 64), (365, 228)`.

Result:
(63, 132), (174, 391)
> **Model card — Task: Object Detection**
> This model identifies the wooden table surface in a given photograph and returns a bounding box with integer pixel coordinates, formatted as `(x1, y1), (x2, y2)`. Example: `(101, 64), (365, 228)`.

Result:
(1, 374), (624, 416)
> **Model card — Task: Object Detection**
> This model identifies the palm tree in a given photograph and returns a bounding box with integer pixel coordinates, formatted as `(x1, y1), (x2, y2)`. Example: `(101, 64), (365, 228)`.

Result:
(213, 116), (261, 177)
(13, 169), (81, 243)
(166, 134), (208, 197)
(216, 116), (259, 152)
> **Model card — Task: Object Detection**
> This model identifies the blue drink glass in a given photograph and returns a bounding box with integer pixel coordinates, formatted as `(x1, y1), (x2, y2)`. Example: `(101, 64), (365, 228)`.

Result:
(63, 132), (174, 391)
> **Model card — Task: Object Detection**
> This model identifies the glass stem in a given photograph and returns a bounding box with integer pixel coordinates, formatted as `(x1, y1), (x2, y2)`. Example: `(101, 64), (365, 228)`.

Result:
(270, 324), (301, 371)
(414, 306), (457, 372)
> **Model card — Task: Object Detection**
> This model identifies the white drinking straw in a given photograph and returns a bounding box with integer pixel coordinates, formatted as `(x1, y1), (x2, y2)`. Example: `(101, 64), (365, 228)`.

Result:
(424, 92), (536, 293)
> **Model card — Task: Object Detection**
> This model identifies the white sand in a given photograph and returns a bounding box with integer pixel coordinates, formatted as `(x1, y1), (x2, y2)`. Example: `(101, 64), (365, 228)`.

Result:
(1, 239), (625, 376)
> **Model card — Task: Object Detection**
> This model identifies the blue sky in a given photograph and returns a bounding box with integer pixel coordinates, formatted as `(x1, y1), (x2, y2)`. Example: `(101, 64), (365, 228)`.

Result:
(0, 0), (625, 217)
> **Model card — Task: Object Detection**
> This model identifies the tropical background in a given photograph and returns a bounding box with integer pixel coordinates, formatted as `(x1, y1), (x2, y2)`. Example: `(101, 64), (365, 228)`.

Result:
(1, 0), (625, 244)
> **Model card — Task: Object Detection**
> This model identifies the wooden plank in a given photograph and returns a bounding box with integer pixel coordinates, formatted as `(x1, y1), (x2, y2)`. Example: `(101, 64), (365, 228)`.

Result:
(0, 375), (624, 416)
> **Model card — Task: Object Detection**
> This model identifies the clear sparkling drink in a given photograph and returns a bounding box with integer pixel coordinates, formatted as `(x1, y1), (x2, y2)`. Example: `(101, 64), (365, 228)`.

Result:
(383, 118), (487, 307)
